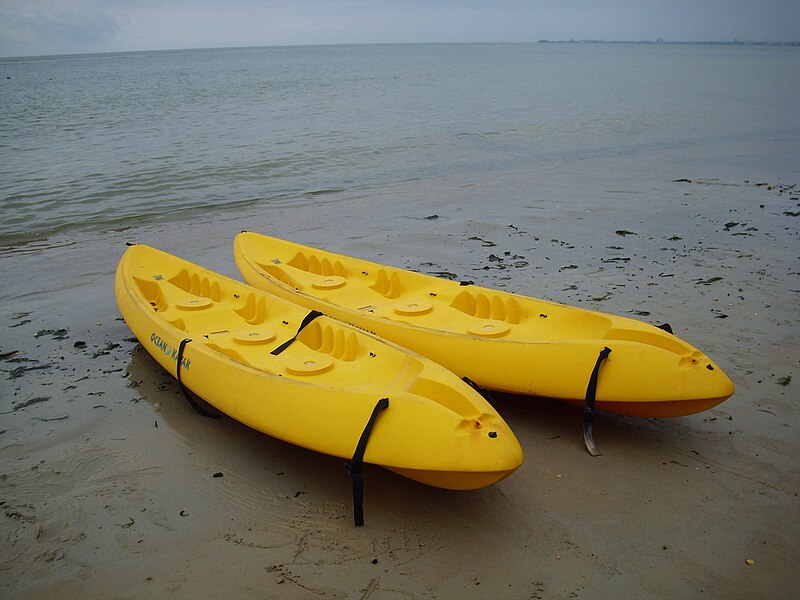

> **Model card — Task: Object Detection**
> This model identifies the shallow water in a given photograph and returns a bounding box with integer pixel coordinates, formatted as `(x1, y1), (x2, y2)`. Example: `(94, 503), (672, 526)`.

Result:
(2, 43), (799, 243)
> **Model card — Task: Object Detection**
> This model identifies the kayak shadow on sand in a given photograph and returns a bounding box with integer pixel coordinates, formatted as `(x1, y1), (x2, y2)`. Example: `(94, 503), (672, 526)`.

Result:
(488, 388), (728, 463)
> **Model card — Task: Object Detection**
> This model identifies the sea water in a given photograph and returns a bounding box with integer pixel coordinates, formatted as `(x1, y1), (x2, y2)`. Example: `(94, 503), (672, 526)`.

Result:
(1, 43), (798, 243)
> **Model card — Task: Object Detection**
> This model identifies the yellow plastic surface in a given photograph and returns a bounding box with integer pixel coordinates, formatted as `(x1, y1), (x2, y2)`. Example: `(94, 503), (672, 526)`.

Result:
(234, 232), (735, 417)
(115, 244), (522, 489)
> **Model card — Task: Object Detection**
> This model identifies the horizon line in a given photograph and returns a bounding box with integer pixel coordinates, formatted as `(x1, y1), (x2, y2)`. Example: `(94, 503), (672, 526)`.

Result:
(3, 38), (799, 61)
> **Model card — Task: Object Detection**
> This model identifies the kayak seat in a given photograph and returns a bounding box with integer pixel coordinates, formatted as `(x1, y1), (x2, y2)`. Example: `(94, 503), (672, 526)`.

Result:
(370, 269), (403, 299)
(133, 276), (167, 311)
(168, 269), (222, 301)
(297, 321), (359, 361)
(134, 275), (215, 313)
(262, 254), (348, 293)
(235, 292), (269, 324)
(451, 290), (522, 324)
(287, 252), (346, 277)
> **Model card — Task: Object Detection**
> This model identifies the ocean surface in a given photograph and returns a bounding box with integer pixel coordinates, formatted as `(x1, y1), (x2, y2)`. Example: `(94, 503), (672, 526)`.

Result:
(1, 43), (799, 244)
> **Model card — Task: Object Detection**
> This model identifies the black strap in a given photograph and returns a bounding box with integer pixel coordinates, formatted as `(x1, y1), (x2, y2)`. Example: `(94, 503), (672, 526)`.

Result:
(462, 376), (493, 402)
(582, 346), (612, 457)
(176, 338), (222, 419)
(656, 323), (673, 334)
(347, 397), (390, 526)
(270, 310), (324, 356)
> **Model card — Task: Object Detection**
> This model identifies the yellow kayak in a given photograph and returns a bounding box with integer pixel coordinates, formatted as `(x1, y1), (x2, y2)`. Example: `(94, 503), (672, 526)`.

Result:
(115, 245), (523, 521)
(234, 232), (735, 419)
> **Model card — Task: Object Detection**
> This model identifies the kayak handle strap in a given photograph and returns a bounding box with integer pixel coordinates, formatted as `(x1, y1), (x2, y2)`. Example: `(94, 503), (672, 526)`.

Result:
(462, 376), (493, 402)
(176, 338), (222, 419)
(347, 397), (390, 526)
(582, 346), (612, 457)
(271, 310), (324, 355)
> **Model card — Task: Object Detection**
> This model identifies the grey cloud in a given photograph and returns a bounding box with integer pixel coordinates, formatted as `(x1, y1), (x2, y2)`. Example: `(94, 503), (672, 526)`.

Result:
(0, 4), (123, 56)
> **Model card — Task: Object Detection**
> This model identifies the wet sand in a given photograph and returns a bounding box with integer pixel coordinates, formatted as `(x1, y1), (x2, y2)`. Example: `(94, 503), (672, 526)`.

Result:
(1, 173), (798, 598)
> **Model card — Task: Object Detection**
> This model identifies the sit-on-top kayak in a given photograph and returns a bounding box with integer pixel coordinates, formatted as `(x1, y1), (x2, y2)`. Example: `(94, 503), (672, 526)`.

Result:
(116, 244), (522, 524)
(234, 232), (735, 420)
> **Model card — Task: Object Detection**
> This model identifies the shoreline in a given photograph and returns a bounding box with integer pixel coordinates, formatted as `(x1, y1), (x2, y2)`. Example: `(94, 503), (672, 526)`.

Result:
(1, 175), (798, 598)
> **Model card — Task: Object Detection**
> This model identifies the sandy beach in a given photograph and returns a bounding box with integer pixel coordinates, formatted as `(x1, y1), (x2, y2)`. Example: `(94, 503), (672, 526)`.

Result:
(2, 171), (798, 598)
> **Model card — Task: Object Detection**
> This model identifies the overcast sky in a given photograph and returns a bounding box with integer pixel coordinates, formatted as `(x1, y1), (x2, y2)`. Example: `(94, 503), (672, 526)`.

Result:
(1, 0), (798, 58)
